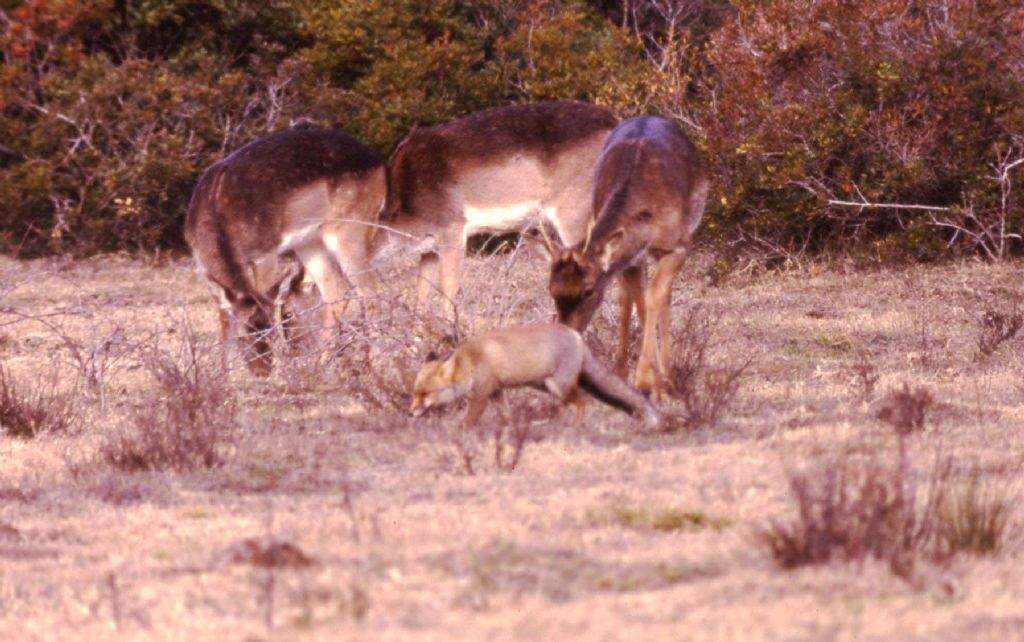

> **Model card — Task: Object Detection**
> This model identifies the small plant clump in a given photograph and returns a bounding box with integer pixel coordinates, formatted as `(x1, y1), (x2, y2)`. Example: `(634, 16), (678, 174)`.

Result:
(759, 450), (938, 577)
(668, 304), (750, 429)
(0, 366), (77, 439)
(937, 470), (1013, 557)
(975, 299), (1023, 360)
(876, 383), (933, 436)
(101, 332), (237, 472)
(764, 380), (1012, 579)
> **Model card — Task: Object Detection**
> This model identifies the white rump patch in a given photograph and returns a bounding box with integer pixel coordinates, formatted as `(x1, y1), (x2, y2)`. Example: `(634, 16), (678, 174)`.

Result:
(463, 201), (542, 238)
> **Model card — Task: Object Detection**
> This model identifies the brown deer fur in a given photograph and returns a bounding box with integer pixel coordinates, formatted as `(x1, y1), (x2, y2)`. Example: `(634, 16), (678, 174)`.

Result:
(184, 127), (385, 376)
(383, 101), (617, 314)
(548, 116), (709, 401)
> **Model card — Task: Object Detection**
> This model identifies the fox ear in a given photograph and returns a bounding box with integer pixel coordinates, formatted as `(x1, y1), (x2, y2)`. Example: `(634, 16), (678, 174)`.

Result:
(425, 351), (439, 362)
(439, 359), (456, 381)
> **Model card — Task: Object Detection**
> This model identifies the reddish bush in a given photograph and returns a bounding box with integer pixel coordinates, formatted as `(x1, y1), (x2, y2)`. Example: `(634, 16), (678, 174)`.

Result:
(701, 0), (1024, 261)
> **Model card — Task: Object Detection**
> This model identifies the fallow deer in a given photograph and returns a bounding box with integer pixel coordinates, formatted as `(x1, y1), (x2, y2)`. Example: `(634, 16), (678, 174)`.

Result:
(547, 116), (709, 401)
(381, 100), (617, 315)
(184, 126), (386, 376)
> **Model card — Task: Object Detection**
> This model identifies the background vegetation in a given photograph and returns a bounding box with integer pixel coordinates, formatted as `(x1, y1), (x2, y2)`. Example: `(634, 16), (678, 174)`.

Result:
(1, 0), (1021, 260)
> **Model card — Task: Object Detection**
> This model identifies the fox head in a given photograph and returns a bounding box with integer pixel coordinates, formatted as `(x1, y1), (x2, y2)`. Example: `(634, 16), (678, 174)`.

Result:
(409, 355), (467, 416)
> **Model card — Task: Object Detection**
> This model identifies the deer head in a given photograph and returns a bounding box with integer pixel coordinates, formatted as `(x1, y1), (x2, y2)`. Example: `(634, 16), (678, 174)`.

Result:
(548, 247), (610, 331)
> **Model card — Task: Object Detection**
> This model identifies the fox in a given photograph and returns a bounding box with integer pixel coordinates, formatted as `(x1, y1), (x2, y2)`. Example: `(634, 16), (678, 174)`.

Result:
(409, 323), (661, 430)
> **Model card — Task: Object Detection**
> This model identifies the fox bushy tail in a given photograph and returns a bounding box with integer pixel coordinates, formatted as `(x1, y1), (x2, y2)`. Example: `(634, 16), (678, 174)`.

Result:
(579, 349), (661, 430)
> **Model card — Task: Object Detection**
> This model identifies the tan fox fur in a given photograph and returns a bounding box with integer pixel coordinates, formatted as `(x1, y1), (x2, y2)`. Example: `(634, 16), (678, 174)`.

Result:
(409, 324), (661, 430)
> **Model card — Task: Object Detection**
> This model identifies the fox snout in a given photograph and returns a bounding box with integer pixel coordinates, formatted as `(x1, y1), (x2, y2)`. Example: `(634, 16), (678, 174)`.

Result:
(410, 393), (433, 416)
(409, 396), (425, 416)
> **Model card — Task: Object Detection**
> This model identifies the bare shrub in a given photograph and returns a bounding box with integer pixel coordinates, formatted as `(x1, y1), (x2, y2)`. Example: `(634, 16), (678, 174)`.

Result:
(0, 366), (77, 438)
(763, 433), (1013, 578)
(667, 304), (750, 429)
(325, 296), (449, 413)
(975, 298), (1023, 360)
(760, 447), (947, 578)
(101, 328), (236, 472)
(876, 384), (934, 436)
(426, 396), (549, 476)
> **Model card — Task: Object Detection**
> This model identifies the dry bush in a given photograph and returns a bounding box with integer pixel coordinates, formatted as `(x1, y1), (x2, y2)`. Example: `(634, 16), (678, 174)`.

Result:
(876, 384), (934, 436)
(763, 413), (1013, 579)
(324, 295), (460, 413)
(101, 328), (237, 472)
(0, 366), (77, 439)
(975, 298), (1023, 360)
(760, 448), (943, 578)
(427, 396), (551, 476)
(667, 304), (750, 429)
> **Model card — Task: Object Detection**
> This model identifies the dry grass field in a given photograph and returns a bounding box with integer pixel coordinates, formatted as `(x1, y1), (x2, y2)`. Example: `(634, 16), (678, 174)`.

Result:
(1, 247), (1024, 641)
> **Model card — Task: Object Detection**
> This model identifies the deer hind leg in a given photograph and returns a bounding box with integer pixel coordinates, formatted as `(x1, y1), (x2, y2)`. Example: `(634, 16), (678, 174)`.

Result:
(616, 266), (646, 376)
(415, 251), (441, 311)
(636, 249), (687, 402)
(322, 223), (378, 319)
(295, 243), (349, 345)
(437, 239), (465, 321)
(216, 294), (235, 370)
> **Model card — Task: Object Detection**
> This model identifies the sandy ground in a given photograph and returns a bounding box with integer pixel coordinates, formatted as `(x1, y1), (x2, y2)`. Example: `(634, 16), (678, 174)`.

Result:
(0, 250), (1023, 641)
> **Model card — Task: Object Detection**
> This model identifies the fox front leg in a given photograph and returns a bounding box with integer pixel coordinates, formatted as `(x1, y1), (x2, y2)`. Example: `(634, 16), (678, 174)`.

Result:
(462, 393), (489, 430)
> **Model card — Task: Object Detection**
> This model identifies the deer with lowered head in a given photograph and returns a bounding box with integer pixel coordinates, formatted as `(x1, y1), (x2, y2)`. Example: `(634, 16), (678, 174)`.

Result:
(547, 116), (709, 401)
(184, 126), (386, 376)
(380, 100), (617, 316)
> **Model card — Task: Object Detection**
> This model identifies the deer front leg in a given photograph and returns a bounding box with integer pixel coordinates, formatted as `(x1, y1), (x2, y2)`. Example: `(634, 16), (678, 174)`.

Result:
(616, 265), (646, 376)
(636, 249), (687, 402)
(296, 244), (348, 346)
(324, 224), (379, 318)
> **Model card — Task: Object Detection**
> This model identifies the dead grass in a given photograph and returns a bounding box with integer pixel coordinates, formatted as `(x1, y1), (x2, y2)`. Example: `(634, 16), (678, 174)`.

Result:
(1, 255), (1024, 640)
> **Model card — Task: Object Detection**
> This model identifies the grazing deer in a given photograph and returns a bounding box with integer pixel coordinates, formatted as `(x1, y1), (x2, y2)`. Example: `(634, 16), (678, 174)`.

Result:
(382, 100), (617, 314)
(547, 116), (709, 401)
(184, 127), (386, 376)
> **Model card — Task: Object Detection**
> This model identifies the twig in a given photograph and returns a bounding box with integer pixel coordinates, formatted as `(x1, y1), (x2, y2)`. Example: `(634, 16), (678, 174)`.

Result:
(827, 199), (952, 212)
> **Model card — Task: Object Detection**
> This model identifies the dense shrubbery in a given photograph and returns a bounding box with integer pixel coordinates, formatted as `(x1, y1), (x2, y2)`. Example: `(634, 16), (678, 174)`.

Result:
(702, 0), (1024, 262)
(0, 0), (1021, 260)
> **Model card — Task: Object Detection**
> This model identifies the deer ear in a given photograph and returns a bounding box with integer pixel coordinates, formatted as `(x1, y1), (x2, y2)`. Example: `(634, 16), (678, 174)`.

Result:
(534, 220), (563, 256)
(600, 228), (625, 271)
